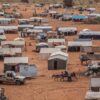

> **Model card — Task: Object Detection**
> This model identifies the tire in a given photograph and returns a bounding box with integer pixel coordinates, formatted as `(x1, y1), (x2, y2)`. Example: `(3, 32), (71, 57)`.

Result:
(16, 80), (21, 85)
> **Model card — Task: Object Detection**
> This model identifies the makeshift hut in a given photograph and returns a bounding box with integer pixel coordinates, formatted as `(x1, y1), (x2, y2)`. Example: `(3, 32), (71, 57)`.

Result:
(48, 38), (66, 47)
(72, 15), (88, 22)
(0, 18), (14, 25)
(29, 17), (48, 23)
(0, 26), (18, 33)
(68, 41), (92, 52)
(61, 14), (72, 21)
(86, 8), (96, 12)
(49, 11), (57, 17)
(55, 45), (67, 52)
(0, 48), (22, 59)
(35, 42), (48, 52)
(57, 27), (77, 36)
(0, 12), (4, 16)
(2, 3), (10, 8)
(34, 26), (52, 32)
(39, 48), (61, 59)
(85, 91), (100, 100)
(90, 78), (100, 92)
(0, 30), (6, 42)
(79, 31), (100, 39)
(48, 51), (68, 70)
(27, 29), (43, 39)
(1, 41), (25, 49)
(18, 19), (29, 24)
(18, 25), (33, 31)
(19, 64), (38, 78)
(4, 57), (28, 72)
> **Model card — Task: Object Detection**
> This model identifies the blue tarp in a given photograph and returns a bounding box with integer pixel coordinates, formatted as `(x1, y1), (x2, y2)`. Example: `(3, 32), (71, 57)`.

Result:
(72, 15), (88, 20)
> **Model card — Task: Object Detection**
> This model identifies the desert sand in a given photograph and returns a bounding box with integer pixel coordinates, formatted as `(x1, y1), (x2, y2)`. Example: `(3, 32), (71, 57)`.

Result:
(0, 3), (100, 100)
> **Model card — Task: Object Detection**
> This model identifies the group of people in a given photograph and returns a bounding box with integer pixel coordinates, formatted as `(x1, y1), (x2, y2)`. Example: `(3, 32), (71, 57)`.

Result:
(60, 71), (77, 82)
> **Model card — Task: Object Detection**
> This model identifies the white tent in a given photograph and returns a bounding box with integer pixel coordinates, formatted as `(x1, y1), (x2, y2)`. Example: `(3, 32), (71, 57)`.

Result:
(39, 48), (61, 59)
(85, 91), (100, 100)
(14, 37), (25, 41)
(4, 57), (28, 64)
(48, 38), (65, 47)
(58, 27), (77, 33)
(49, 51), (68, 61)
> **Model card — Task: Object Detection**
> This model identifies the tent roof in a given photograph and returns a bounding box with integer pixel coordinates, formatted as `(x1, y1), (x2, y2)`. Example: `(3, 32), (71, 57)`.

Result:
(40, 48), (61, 54)
(48, 39), (65, 43)
(68, 41), (92, 47)
(36, 42), (48, 46)
(79, 31), (100, 36)
(91, 78), (100, 87)
(58, 27), (77, 32)
(85, 91), (100, 99)
(50, 51), (68, 57)
(1, 41), (25, 46)
(27, 29), (43, 33)
(4, 57), (28, 64)
(0, 35), (6, 40)
(0, 48), (22, 55)
(0, 26), (18, 31)
(48, 51), (68, 60)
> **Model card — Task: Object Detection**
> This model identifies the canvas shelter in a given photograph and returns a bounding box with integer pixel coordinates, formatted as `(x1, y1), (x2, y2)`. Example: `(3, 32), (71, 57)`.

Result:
(0, 29), (6, 41)
(34, 26), (52, 32)
(29, 17), (48, 23)
(85, 91), (100, 100)
(88, 13), (100, 18)
(18, 25), (34, 31)
(0, 18), (14, 25)
(68, 41), (92, 52)
(86, 8), (96, 12)
(18, 19), (29, 24)
(39, 48), (61, 59)
(48, 51), (68, 70)
(0, 26), (18, 33)
(35, 42), (48, 52)
(27, 29), (43, 39)
(57, 27), (77, 35)
(4, 57), (28, 72)
(55, 45), (67, 52)
(2, 3), (10, 8)
(61, 14), (72, 21)
(90, 78), (100, 92)
(48, 38), (66, 47)
(0, 48), (22, 59)
(0, 12), (4, 16)
(79, 31), (100, 39)
(49, 11), (57, 17)
(72, 15), (88, 22)
(47, 31), (57, 39)
(1, 41), (25, 49)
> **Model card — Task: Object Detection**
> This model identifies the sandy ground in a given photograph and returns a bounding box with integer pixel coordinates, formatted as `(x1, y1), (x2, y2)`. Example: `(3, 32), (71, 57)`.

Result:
(0, 3), (100, 100)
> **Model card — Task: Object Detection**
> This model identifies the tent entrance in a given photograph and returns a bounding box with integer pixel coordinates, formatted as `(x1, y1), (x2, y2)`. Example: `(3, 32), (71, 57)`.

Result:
(54, 60), (57, 70)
